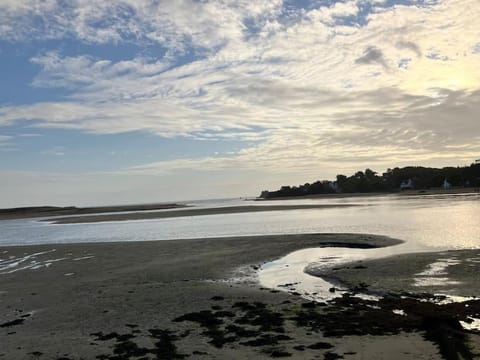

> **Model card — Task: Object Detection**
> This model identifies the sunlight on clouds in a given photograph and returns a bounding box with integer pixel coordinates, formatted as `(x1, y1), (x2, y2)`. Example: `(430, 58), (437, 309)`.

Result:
(402, 58), (480, 94)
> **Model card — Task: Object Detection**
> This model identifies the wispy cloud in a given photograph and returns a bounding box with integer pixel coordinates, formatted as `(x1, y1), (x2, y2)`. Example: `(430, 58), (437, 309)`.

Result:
(0, 134), (16, 151)
(41, 146), (65, 156)
(18, 133), (43, 137)
(1, 0), (480, 179)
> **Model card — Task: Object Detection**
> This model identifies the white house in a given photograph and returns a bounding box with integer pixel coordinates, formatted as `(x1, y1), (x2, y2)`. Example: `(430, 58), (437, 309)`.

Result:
(400, 179), (414, 190)
(328, 181), (339, 192)
(443, 179), (451, 190)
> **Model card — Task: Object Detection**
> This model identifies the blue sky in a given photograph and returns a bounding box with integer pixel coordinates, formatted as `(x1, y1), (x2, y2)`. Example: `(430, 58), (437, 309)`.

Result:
(1, 0), (479, 207)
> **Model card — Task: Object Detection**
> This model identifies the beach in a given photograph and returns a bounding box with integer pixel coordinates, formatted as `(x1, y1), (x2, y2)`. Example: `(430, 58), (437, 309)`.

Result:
(2, 233), (480, 359)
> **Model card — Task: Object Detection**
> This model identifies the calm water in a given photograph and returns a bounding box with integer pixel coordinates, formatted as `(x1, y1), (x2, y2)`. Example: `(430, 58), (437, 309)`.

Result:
(0, 193), (478, 250)
(1, 193), (479, 303)
(253, 193), (480, 302)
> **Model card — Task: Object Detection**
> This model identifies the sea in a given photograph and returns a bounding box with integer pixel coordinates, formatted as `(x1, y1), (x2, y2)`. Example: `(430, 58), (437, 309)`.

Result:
(1, 193), (479, 304)
(1, 193), (479, 251)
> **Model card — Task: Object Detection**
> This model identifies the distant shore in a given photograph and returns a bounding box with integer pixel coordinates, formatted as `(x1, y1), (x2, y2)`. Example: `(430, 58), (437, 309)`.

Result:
(3, 187), (477, 221)
(0, 203), (187, 220)
(256, 187), (479, 201)
(43, 204), (358, 225)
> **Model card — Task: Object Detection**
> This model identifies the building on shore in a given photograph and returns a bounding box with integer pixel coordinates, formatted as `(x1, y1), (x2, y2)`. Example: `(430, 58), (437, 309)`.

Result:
(400, 179), (414, 190)
(443, 179), (452, 190)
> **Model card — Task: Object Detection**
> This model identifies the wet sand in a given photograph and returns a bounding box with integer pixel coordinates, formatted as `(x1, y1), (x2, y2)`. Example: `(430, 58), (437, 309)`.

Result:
(311, 249), (480, 297)
(44, 204), (358, 224)
(1, 234), (479, 359)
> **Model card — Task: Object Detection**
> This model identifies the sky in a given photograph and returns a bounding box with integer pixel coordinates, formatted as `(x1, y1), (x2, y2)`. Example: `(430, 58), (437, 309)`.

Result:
(1, 0), (479, 207)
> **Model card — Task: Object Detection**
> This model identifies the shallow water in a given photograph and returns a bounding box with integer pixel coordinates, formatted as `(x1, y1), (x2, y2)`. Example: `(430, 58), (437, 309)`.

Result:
(0, 193), (479, 250)
(256, 193), (480, 303)
(1, 193), (479, 302)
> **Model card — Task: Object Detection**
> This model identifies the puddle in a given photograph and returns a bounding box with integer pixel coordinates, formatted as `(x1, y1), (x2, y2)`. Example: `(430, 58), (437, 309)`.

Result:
(415, 258), (461, 276)
(257, 246), (477, 306)
(258, 246), (400, 302)
(414, 258), (462, 287)
(414, 277), (462, 287)
(432, 294), (479, 305)
(460, 317), (480, 331)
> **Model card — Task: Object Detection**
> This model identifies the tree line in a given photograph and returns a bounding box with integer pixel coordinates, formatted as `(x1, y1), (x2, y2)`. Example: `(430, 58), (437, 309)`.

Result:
(259, 162), (480, 199)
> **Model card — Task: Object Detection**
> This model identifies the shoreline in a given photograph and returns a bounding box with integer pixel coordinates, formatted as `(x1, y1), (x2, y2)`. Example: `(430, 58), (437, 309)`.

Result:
(2, 233), (480, 358)
(0, 203), (187, 221)
(255, 187), (480, 201)
(41, 204), (359, 225)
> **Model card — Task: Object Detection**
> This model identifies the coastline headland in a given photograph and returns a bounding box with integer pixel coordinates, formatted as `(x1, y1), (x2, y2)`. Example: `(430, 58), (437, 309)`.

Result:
(255, 187), (480, 201)
(259, 163), (480, 200)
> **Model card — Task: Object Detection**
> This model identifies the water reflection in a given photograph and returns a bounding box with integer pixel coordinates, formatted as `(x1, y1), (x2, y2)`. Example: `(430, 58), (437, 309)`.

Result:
(0, 193), (478, 250)
(258, 245), (407, 302)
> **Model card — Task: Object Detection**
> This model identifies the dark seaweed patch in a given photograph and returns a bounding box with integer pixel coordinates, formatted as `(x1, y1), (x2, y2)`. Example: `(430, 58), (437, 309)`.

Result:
(28, 351), (43, 357)
(149, 329), (187, 359)
(307, 342), (334, 350)
(269, 350), (292, 357)
(324, 352), (343, 359)
(0, 319), (25, 328)
(93, 328), (187, 359)
(174, 310), (223, 328)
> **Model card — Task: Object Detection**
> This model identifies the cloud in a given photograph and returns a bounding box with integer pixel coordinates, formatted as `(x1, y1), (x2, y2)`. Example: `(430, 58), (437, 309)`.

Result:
(0, 135), (12, 143)
(41, 146), (65, 156)
(396, 40), (422, 57)
(127, 88), (480, 178)
(0, 134), (16, 151)
(18, 133), (43, 137)
(355, 46), (388, 69)
(0, 0), (284, 54)
(1, 0), (480, 180)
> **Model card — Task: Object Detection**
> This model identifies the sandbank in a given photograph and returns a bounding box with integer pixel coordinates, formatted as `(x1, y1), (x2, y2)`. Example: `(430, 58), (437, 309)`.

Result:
(0, 203), (186, 221)
(44, 204), (358, 224)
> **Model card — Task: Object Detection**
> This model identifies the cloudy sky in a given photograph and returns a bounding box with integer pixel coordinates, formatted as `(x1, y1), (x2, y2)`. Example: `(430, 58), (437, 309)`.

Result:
(1, 0), (479, 207)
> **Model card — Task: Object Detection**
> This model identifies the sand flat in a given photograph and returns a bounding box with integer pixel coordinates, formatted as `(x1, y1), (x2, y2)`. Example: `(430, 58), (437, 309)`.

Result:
(0, 203), (187, 220)
(1, 233), (477, 359)
(0, 233), (400, 359)
(44, 204), (359, 224)
(313, 249), (480, 297)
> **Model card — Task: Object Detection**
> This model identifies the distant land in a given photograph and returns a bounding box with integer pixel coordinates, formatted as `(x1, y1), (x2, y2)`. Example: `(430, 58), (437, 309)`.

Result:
(260, 162), (480, 199)
(0, 203), (186, 220)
